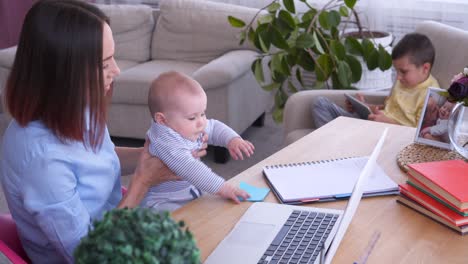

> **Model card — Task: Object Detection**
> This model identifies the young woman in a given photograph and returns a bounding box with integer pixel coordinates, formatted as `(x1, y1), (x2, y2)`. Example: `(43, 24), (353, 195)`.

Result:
(0, 0), (193, 262)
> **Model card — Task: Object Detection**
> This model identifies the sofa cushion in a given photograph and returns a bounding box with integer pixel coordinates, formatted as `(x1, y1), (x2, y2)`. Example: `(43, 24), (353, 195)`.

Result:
(112, 60), (203, 105)
(416, 21), (468, 89)
(192, 50), (258, 90)
(152, 0), (259, 63)
(115, 59), (139, 71)
(97, 4), (154, 63)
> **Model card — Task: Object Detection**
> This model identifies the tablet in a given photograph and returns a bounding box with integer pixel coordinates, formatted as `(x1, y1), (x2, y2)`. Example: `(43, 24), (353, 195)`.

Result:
(344, 93), (371, 119)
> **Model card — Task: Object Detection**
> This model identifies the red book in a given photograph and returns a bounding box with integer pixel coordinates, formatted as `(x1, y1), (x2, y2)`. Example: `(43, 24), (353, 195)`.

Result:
(407, 160), (468, 210)
(407, 174), (468, 215)
(399, 184), (468, 226)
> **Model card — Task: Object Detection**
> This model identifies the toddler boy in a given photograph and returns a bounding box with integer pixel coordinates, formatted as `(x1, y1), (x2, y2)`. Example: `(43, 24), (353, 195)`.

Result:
(313, 33), (440, 127)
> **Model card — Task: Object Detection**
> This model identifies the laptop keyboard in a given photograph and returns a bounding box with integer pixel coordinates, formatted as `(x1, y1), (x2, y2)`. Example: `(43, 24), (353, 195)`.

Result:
(258, 210), (339, 264)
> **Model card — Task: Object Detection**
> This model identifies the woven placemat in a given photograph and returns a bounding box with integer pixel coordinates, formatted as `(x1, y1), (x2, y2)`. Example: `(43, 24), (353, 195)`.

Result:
(397, 143), (465, 172)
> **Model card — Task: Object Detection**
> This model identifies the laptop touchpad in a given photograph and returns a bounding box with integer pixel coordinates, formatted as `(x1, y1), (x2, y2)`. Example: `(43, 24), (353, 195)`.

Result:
(226, 222), (275, 246)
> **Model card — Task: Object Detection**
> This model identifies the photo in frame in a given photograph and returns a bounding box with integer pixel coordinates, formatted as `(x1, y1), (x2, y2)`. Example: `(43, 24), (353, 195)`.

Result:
(414, 87), (455, 150)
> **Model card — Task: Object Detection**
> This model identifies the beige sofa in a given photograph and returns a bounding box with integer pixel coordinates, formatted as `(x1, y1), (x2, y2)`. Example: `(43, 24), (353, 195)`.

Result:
(283, 21), (468, 146)
(0, 0), (269, 141)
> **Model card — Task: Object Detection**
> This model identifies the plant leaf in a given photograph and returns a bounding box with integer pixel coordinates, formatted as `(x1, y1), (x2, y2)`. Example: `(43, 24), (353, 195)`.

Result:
(248, 28), (255, 43)
(313, 81), (325, 89)
(345, 55), (362, 83)
(366, 50), (379, 71)
(262, 82), (281, 91)
(318, 11), (330, 30)
(274, 89), (288, 107)
(258, 14), (274, 24)
(331, 26), (340, 40)
(345, 37), (363, 56)
(330, 40), (346, 60)
(339, 6), (349, 17)
(296, 33), (315, 48)
(258, 34), (270, 53)
(296, 68), (304, 87)
(378, 45), (392, 71)
(279, 10), (296, 29)
(251, 59), (265, 83)
(239, 31), (246, 45)
(288, 80), (298, 93)
(272, 106), (284, 123)
(361, 38), (375, 60)
(267, 2), (281, 13)
(327, 10), (341, 28)
(227, 16), (246, 28)
(337, 60), (352, 88)
(344, 0), (357, 9)
(302, 8), (317, 24)
(312, 32), (325, 54)
(271, 54), (289, 76)
(315, 54), (332, 82)
(283, 0), (295, 13)
(281, 56), (291, 76)
(270, 27), (289, 49)
(297, 50), (315, 71)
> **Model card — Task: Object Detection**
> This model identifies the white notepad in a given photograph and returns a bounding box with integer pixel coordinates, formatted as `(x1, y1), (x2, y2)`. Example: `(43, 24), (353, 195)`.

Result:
(263, 157), (398, 204)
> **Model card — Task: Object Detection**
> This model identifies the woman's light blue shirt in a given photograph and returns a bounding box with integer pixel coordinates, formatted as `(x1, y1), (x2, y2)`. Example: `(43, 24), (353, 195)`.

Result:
(0, 120), (121, 263)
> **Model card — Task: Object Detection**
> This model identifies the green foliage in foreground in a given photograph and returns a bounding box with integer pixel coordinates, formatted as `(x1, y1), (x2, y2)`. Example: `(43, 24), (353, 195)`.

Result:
(74, 208), (200, 264)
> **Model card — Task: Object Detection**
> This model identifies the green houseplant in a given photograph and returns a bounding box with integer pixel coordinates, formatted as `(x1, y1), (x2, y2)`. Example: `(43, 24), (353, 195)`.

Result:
(228, 0), (393, 122)
(74, 208), (200, 264)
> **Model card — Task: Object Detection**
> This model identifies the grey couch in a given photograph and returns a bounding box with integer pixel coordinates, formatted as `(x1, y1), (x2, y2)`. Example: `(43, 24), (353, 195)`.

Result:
(283, 21), (468, 146)
(0, 0), (270, 141)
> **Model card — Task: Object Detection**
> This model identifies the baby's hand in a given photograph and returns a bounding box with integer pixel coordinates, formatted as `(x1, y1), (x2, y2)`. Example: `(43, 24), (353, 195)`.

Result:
(227, 137), (255, 160)
(420, 127), (430, 136)
(217, 183), (250, 203)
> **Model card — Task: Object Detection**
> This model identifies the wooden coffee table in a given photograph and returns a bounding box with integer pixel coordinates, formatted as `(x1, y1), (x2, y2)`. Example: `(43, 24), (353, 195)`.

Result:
(173, 117), (468, 263)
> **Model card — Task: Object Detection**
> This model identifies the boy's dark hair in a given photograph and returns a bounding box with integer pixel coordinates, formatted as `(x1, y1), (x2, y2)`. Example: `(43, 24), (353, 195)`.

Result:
(392, 33), (435, 67)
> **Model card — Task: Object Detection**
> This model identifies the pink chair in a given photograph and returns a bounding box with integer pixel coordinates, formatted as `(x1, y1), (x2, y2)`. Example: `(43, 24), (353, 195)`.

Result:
(0, 214), (29, 264)
(0, 186), (128, 263)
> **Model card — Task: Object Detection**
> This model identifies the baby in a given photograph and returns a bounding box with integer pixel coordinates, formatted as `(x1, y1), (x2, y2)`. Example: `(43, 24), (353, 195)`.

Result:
(141, 71), (253, 211)
(420, 100), (455, 143)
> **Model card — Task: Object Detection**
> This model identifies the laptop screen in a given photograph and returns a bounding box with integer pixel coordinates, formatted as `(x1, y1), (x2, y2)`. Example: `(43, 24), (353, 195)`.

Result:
(323, 128), (388, 264)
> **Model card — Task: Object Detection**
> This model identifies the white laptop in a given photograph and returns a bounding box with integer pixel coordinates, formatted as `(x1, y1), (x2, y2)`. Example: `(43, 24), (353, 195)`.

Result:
(205, 128), (389, 264)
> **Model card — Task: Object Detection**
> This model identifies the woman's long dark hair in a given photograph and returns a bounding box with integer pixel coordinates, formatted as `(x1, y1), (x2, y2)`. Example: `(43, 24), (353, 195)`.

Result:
(5, 0), (110, 151)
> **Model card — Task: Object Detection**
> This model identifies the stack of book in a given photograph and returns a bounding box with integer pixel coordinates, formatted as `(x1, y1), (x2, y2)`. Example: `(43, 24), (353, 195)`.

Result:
(396, 159), (468, 235)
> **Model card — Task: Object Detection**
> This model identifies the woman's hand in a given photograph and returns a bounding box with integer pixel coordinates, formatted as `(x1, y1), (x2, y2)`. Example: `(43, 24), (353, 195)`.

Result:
(118, 139), (180, 208)
(134, 139), (180, 187)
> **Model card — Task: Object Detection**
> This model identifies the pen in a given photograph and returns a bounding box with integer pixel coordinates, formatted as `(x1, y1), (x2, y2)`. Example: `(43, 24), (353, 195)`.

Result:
(353, 231), (381, 264)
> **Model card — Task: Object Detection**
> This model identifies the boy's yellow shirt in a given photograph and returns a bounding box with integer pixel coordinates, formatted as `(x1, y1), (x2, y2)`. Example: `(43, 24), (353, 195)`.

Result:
(383, 74), (439, 127)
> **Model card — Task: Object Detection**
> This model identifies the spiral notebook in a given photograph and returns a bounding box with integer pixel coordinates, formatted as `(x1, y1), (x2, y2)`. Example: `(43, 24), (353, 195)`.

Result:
(263, 157), (399, 204)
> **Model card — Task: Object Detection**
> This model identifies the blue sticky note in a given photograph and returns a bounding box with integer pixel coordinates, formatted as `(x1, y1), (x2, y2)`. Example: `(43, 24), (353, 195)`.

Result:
(239, 181), (270, 202)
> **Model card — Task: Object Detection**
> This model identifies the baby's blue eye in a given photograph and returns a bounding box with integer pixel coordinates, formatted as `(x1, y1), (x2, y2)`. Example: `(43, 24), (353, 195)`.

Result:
(103, 64), (109, 69)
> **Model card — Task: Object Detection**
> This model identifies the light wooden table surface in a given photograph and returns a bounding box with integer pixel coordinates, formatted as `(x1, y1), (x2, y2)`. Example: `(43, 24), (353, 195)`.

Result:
(173, 117), (468, 264)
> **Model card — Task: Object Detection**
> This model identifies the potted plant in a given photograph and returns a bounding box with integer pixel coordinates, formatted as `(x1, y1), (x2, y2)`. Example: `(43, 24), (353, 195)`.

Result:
(228, 0), (393, 122)
(74, 208), (200, 264)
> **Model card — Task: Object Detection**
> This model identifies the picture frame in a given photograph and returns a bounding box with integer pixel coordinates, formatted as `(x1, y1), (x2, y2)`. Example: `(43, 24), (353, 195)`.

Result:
(414, 87), (455, 150)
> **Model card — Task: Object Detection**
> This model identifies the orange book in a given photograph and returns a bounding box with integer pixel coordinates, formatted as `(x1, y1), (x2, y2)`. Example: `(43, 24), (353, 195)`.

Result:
(396, 195), (468, 235)
(407, 160), (468, 210)
(399, 184), (468, 226)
